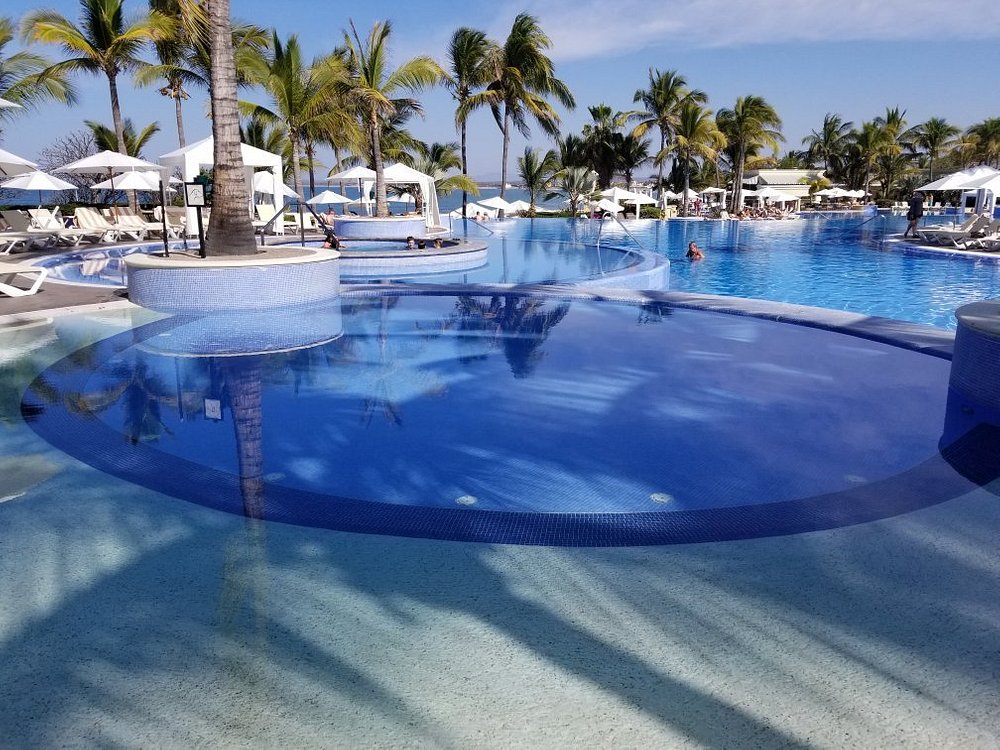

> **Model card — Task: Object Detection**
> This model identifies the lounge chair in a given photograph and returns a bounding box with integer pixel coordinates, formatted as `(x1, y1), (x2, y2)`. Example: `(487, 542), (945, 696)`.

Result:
(72, 207), (121, 243)
(0, 210), (58, 250)
(112, 208), (168, 238)
(0, 261), (48, 297)
(152, 206), (184, 238)
(253, 203), (285, 232)
(916, 214), (990, 246)
(27, 208), (102, 246)
(961, 219), (1000, 250)
(0, 231), (37, 255)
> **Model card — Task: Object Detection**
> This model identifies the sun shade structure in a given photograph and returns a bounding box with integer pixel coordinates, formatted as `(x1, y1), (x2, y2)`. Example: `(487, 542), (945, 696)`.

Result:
(252, 170), (299, 198)
(601, 187), (657, 216)
(328, 166), (377, 214)
(381, 162), (442, 230)
(919, 166), (1000, 192)
(0, 170), (77, 205)
(478, 196), (514, 211)
(159, 136), (284, 236)
(306, 190), (353, 206)
(0, 147), (38, 177)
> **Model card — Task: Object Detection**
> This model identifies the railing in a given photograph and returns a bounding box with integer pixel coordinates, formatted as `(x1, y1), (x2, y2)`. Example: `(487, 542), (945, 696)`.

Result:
(596, 214), (650, 255)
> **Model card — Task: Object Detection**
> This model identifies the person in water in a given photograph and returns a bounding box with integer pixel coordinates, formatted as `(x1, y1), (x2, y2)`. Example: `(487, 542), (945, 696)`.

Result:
(686, 241), (705, 260)
(405, 236), (417, 250)
(323, 229), (340, 249)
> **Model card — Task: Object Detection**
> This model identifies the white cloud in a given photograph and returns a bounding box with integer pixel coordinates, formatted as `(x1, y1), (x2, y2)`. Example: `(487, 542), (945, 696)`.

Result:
(484, 0), (1000, 61)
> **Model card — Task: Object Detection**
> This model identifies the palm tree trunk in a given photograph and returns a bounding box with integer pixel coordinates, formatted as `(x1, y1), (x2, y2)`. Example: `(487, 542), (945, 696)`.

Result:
(500, 108), (511, 199)
(657, 129), (666, 200)
(306, 142), (316, 196)
(682, 156), (690, 218)
(333, 146), (346, 213)
(731, 147), (745, 213)
(204, 0), (255, 255)
(371, 115), (388, 218)
(928, 153), (935, 181)
(290, 137), (303, 202)
(173, 79), (186, 147)
(460, 114), (469, 217)
(107, 73), (138, 212)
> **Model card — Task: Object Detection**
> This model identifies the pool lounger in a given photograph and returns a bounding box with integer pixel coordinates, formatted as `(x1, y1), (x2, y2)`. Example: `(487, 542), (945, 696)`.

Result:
(0, 261), (48, 297)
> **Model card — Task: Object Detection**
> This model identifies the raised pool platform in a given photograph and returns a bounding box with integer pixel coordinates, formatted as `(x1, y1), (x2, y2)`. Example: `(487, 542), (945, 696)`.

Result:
(333, 215), (444, 239)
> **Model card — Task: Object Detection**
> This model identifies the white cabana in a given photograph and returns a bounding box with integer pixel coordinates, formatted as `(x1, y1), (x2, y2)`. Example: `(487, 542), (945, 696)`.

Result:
(919, 166), (1000, 192)
(252, 170), (299, 198)
(381, 162), (442, 230)
(159, 136), (284, 236)
(328, 165), (377, 214)
(600, 187), (656, 216)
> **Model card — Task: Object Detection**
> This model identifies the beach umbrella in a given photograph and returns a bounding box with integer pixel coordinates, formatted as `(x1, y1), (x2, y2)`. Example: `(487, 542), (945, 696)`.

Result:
(700, 186), (725, 194)
(478, 195), (514, 211)
(57, 150), (160, 174)
(0, 146), (37, 177)
(660, 190), (681, 201)
(506, 199), (532, 212)
(0, 170), (76, 205)
(92, 170), (163, 191)
(328, 166), (377, 208)
(306, 189), (352, 205)
(919, 166), (1000, 192)
(594, 198), (624, 213)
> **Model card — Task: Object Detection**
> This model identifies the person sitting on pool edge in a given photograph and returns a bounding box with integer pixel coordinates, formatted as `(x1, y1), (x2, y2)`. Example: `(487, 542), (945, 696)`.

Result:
(433, 238), (443, 249)
(323, 229), (341, 249)
(406, 236), (417, 250)
(686, 241), (705, 260)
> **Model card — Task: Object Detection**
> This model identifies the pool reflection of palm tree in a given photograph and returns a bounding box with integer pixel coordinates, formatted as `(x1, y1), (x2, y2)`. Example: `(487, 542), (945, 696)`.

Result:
(454, 295), (570, 378)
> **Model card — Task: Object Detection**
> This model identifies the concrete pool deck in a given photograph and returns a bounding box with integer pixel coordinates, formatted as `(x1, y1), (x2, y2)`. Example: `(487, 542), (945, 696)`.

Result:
(1, 254), (998, 746)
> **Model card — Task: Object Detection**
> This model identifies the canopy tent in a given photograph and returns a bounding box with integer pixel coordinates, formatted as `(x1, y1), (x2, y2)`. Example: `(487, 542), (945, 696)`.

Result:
(748, 186), (801, 209)
(252, 170), (299, 198)
(159, 136), (284, 236)
(380, 162), (441, 230)
(700, 187), (725, 194)
(600, 187), (656, 216)
(0, 147), (37, 177)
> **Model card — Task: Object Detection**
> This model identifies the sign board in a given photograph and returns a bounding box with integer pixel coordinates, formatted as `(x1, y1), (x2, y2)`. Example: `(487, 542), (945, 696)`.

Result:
(184, 182), (207, 207)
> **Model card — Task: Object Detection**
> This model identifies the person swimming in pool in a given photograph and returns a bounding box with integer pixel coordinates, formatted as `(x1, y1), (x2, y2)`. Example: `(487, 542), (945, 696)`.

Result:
(405, 236), (417, 250)
(686, 241), (704, 260)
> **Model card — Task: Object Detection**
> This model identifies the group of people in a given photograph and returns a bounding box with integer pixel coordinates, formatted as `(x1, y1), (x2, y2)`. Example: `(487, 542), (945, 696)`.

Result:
(736, 206), (796, 220)
(406, 236), (444, 250)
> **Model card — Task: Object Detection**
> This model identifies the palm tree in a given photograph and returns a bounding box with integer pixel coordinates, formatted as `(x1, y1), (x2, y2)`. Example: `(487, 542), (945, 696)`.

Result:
(629, 68), (706, 200)
(446, 28), (498, 217)
(204, 0), (254, 254)
(909, 117), (959, 181)
(847, 121), (889, 197)
(241, 33), (348, 201)
(135, 1), (269, 148)
(617, 134), (649, 191)
(557, 133), (588, 168)
(716, 95), (783, 213)
(21, 0), (172, 156)
(517, 146), (558, 214)
(84, 117), (159, 156)
(337, 20), (443, 218)
(462, 13), (574, 198)
(581, 104), (626, 189)
(660, 101), (725, 217)
(966, 117), (1000, 167)
(0, 16), (75, 133)
(546, 166), (595, 215)
(801, 113), (852, 175)
(409, 141), (478, 198)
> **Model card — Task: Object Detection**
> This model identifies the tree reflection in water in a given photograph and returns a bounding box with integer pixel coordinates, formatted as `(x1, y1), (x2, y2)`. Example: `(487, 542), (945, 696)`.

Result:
(453, 295), (570, 378)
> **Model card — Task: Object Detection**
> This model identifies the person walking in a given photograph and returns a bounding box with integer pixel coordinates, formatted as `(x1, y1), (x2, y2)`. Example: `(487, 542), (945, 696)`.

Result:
(903, 191), (925, 238)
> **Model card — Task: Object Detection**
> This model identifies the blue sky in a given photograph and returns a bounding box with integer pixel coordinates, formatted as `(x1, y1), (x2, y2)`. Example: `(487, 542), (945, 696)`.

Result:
(3, 0), (999, 181)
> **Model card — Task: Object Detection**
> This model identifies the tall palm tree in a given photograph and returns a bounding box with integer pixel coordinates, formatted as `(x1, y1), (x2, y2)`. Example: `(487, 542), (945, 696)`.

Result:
(337, 20), (443, 218)
(581, 104), (626, 189)
(966, 117), (1000, 167)
(517, 146), (558, 214)
(462, 13), (574, 198)
(204, 0), (254, 254)
(660, 101), (725, 217)
(0, 16), (75, 134)
(21, 0), (172, 156)
(616, 134), (649, 191)
(241, 32), (348, 201)
(801, 113), (852, 176)
(847, 120), (889, 197)
(910, 117), (959, 181)
(629, 68), (706, 200)
(446, 27), (498, 217)
(408, 141), (478, 198)
(135, 1), (269, 148)
(716, 95), (783, 212)
(84, 117), (159, 156)
(556, 133), (588, 168)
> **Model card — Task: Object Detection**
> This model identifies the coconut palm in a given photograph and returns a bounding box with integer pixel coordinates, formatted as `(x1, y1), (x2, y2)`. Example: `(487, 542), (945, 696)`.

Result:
(21, 0), (172, 156)
(241, 33), (350, 201)
(446, 28), (498, 216)
(801, 113), (852, 175)
(135, 1), (269, 148)
(909, 117), (959, 181)
(846, 121), (890, 197)
(203, 0), (254, 254)
(659, 101), (725, 217)
(546, 165), (595, 215)
(617, 134), (649, 191)
(716, 95), (783, 212)
(629, 68), (706, 201)
(517, 146), (558, 214)
(461, 13), (574, 199)
(337, 20), (443, 218)
(557, 133), (588, 168)
(966, 117), (1000, 167)
(408, 141), (478, 198)
(581, 104), (627, 189)
(0, 16), (75, 133)
(84, 117), (159, 157)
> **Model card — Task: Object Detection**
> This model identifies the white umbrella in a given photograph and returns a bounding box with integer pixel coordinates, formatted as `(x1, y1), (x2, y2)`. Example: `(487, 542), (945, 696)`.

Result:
(58, 150), (160, 173)
(506, 199), (532, 212)
(594, 198), (624, 213)
(306, 189), (352, 205)
(92, 170), (162, 191)
(0, 170), (76, 205)
(700, 187), (725, 194)
(450, 202), (497, 219)
(478, 195), (513, 211)
(919, 166), (1000, 192)
(680, 188), (699, 200)
(327, 165), (377, 210)
(660, 190), (681, 201)
(0, 147), (38, 177)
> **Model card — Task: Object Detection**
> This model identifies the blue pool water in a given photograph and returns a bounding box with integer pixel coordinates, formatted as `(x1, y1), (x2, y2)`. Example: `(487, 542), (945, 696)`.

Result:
(34, 215), (1000, 328)
(24, 292), (989, 546)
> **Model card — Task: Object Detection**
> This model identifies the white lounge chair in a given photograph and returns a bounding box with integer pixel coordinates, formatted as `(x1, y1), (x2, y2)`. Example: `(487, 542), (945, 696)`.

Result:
(916, 214), (990, 246)
(27, 208), (101, 246)
(961, 219), (1000, 250)
(0, 261), (48, 297)
(0, 231), (37, 255)
(0, 211), (58, 250)
(72, 207), (121, 242)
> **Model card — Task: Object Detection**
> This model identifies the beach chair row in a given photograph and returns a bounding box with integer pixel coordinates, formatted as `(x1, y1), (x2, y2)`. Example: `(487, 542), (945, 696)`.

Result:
(0, 206), (186, 254)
